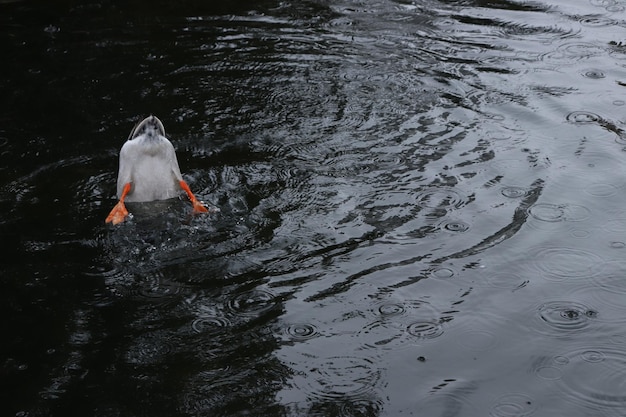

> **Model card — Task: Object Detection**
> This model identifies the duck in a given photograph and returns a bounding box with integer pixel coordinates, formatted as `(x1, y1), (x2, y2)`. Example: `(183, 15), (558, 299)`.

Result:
(105, 115), (210, 225)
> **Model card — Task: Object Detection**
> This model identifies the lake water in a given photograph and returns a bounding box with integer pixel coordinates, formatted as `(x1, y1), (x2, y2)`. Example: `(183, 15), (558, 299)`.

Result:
(3, 0), (626, 415)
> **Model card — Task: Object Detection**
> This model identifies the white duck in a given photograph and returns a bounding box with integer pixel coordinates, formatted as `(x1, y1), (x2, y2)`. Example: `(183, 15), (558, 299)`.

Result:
(106, 115), (209, 225)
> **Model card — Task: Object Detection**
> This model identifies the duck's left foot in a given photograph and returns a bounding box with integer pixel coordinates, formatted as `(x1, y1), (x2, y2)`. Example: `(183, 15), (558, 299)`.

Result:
(106, 201), (129, 225)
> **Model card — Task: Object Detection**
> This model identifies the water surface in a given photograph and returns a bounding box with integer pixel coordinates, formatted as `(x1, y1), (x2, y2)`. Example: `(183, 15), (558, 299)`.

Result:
(3, 0), (626, 415)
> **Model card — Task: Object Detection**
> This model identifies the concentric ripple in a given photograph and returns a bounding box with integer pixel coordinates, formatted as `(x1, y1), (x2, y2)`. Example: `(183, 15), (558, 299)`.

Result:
(484, 273), (529, 290)
(490, 393), (536, 417)
(429, 266), (456, 279)
(373, 302), (406, 317)
(533, 301), (598, 335)
(535, 365), (563, 381)
(406, 320), (445, 339)
(579, 16), (617, 27)
(603, 218), (626, 232)
(591, 260), (626, 299)
(192, 316), (232, 334)
(134, 271), (187, 303)
(566, 110), (602, 124)
(556, 346), (626, 409)
(359, 299), (444, 349)
(125, 331), (174, 365)
(226, 289), (278, 317)
(528, 203), (590, 222)
(438, 219), (471, 233)
(416, 188), (469, 209)
(529, 246), (604, 281)
(572, 151), (623, 172)
(501, 186), (528, 198)
(180, 369), (245, 415)
(338, 398), (384, 417)
(580, 69), (606, 79)
(542, 42), (606, 62)
(456, 329), (498, 351)
(284, 323), (320, 341)
(584, 182), (619, 197)
(411, 393), (479, 415)
(372, 298), (439, 319)
(299, 356), (383, 401)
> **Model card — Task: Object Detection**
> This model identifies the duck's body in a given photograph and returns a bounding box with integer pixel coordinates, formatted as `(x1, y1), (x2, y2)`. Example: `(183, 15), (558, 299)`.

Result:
(106, 116), (209, 225)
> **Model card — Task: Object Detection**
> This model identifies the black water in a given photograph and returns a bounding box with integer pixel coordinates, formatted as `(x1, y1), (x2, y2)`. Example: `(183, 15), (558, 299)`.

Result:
(3, 0), (626, 415)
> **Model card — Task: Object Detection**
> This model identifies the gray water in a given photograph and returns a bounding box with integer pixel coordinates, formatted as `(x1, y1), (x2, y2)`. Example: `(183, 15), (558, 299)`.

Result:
(3, 0), (626, 415)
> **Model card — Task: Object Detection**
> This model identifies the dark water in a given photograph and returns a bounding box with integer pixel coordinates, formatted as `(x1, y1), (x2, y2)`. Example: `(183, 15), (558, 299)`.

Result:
(3, 0), (626, 415)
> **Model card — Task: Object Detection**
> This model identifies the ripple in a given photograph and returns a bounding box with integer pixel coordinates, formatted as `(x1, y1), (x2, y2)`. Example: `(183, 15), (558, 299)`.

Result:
(527, 203), (564, 222)
(579, 16), (617, 27)
(406, 320), (444, 339)
(569, 228), (590, 239)
(339, 398), (383, 417)
(535, 365), (563, 380)
(534, 301), (598, 335)
(484, 273), (529, 290)
(580, 69), (606, 79)
(359, 299), (443, 349)
(501, 186), (528, 198)
(530, 247), (604, 281)
(227, 289), (278, 317)
(180, 369), (245, 415)
(456, 329), (498, 351)
(430, 266), (456, 279)
(486, 158), (534, 180)
(373, 302), (406, 317)
(412, 393), (479, 415)
(299, 356), (383, 401)
(134, 271), (186, 303)
(572, 151), (623, 172)
(566, 110), (602, 123)
(358, 319), (403, 348)
(556, 346), (626, 409)
(490, 393), (536, 417)
(86, 265), (133, 297)
(584, 182), (619, 197)
(192, 316), (232, 334)
(416, 188), (468, 209)
(125, 331), (174, 365)
(589, 0), (616, 8)
(542, 42), (606, 62)
(591, 260), (626, 296)
(438, 219), (471, 233)
(603, 218), (626, 232)
(528, 203), (590, 222)
(607, 4), (626, 12)
(568, 286), (626, 320)
(384, 299), (439, 318)
(285, 323), (320, 341)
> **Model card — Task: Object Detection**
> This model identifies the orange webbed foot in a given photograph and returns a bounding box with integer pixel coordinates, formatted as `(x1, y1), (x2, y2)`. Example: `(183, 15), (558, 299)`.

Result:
(105, 201), (129, 225)
(180, 180), (217, 214)
(191, 198), (210, 214)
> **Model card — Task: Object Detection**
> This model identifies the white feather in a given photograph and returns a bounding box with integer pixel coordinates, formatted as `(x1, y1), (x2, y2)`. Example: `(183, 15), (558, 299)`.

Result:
(115, 116), (184, 202)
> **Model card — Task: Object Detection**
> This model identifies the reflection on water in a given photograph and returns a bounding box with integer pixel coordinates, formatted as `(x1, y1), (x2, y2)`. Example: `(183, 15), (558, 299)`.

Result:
(3, 0), (626, 415)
